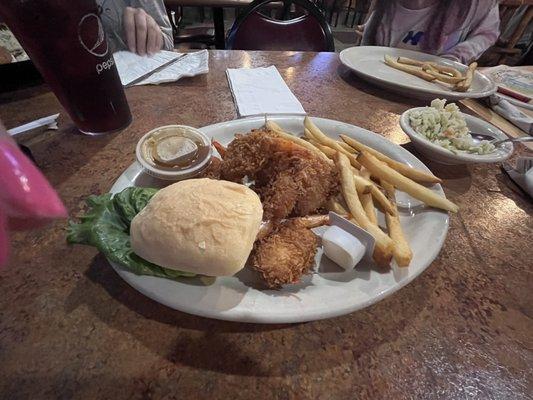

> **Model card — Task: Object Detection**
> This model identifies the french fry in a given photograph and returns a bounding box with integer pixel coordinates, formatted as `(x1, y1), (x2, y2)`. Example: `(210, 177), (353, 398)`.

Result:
(265, 120), (284, 132)
(305, 128), (361, 169)
(313, 139), (355, 164)
(266, 120), (333, 165)
(303, 127), (317, 141)
(455, 62), (477, 92)
(381, 180), (413, 267)
(397, 57), (462, 77)
(422, 64), (465, 84)
(352, 168), (373, 195)
(433, 64), (462, 78)
(384, 55), (436, 82)
(304, 117), (361, 169)
(360, 169), (378, 225)
(396, 56), (425, 67)
(327, 197), (384, 253)
(395, 55), (475, 92)
(354, 167), (395, 214)
(340, 134), (442, 184)
(357, 151), (459, 213)
(314, 141), (397, 209)
(338, 141), (355, 153)
(265, 119), (287, 133)
(308, 137), (321, 147)
(326, 196), (349, 216)
(368, 180), (395, 215)
(315, 140), (395, 212)
(335, 152), (393, 265)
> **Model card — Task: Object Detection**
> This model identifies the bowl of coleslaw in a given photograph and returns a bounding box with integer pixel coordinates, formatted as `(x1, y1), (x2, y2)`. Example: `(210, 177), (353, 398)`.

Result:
(400, 99), (513, 165)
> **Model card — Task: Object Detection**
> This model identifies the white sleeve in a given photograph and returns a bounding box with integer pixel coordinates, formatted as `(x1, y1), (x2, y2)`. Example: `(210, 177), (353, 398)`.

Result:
(442, 5), (500, 64)
(131, 0), (174, 50)
(360, 11), (376, 46)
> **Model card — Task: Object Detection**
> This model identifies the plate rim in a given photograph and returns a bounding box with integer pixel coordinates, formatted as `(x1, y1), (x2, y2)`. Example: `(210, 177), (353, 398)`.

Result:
(107, 115), (450, 323)
(339, 46), (497, 100)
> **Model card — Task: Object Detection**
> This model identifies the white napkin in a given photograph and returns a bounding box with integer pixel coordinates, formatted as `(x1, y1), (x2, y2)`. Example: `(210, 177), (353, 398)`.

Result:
(226, 66), (306, 117)
(113, 50), (209, 86)
(488, 95), (533, 135)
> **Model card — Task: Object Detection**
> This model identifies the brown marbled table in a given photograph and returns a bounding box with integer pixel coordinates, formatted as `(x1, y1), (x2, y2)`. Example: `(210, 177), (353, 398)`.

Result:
(1, 50), (532, 399)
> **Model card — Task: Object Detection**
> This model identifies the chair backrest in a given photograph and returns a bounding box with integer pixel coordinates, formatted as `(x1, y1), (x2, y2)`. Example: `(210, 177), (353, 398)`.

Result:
(226, 0), (335, 52)
(478, 2), (532, 65)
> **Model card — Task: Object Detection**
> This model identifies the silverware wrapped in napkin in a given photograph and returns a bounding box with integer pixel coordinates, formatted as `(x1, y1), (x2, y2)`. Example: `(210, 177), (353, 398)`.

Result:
(502, 157), (533, 198)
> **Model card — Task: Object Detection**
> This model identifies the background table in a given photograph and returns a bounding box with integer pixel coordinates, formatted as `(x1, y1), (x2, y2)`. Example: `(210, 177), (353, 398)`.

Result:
(165, 0), (251, 49)
(0, 50), (532, 399)
(165, 0), (284, 49)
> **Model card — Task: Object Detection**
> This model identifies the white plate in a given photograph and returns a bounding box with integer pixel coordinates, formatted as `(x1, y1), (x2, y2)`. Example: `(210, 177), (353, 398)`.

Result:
(339, 46), (496, 101)
(400, 108), (514, 165)
(109, 116), (449, 323)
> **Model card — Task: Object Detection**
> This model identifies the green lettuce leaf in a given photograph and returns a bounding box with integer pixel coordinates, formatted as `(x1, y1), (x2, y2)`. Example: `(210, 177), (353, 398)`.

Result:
(114, 187), (158, 226)
(67, 187), (195, 280)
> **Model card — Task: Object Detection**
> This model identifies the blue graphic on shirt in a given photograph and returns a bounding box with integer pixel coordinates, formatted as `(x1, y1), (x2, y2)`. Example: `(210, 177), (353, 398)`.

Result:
(403, 31), (424, 46)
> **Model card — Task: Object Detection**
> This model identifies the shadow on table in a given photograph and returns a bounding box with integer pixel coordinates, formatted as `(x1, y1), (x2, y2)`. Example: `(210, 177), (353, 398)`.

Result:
(495, 170), (533, 214)
(0, 85), (50, 104)
(400, 142), (474, 194)
(337, 64), (427, 108)
(66, 255), (283, 332)
(65, 253), (432, 377)
(18, 121), (119, 190)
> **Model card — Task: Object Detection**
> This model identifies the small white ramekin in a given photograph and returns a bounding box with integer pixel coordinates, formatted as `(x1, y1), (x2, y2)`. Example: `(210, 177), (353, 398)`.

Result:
(135, 125), (213, 181)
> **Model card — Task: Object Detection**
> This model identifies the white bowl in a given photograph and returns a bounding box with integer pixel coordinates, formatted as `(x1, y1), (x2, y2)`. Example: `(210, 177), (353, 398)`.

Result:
(400, 108), (513, 165)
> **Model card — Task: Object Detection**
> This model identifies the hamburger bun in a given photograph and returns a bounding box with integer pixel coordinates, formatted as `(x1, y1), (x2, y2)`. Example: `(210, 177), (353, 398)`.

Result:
(130, 178), (263, 276)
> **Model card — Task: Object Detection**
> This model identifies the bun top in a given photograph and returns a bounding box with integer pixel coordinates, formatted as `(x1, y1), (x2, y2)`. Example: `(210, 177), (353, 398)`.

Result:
(130, 178), (263, 276)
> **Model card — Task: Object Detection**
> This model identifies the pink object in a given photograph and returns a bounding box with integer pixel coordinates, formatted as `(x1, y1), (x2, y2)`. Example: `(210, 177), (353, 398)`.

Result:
(0, 211), (7, 267)
(0, 136), (67, 266)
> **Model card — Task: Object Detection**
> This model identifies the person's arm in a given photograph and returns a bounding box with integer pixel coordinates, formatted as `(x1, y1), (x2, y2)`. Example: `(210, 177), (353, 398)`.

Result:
(442, 5), (500, 64)
(360, 11), (376, 46)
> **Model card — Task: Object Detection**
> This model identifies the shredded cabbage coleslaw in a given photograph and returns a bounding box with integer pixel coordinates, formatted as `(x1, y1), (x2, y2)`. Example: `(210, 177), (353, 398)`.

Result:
(409, 99), (495, 155)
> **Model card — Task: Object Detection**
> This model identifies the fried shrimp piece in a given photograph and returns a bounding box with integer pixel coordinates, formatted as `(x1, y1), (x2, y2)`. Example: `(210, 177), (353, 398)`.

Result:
(256, 168), (300, 220)
(251, 223), (318, 289)
(291, 155), (338, 216)
(258, 151), (338, 219)
(221, 129), (338, 220)
(197, 156), (222, 179)
(220, 130), (273, 181)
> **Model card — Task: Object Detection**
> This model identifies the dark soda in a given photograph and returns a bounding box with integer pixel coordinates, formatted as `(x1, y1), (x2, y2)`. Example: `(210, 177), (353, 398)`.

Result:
(0, 0), (132, 135)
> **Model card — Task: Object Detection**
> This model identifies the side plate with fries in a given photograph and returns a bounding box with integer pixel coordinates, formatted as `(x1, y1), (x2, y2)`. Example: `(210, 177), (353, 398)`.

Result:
(340, 46), (496, 100)
(108, 116), (450, 323)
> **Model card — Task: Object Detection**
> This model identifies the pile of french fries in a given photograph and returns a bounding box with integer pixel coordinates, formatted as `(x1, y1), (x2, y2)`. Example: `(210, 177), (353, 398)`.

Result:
(266, 118), (458, 268)
(384, 54), (477, 92)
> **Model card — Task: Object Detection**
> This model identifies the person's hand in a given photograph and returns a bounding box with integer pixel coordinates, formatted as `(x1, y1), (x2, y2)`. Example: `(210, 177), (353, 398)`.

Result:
(123, 7), (164, 56)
